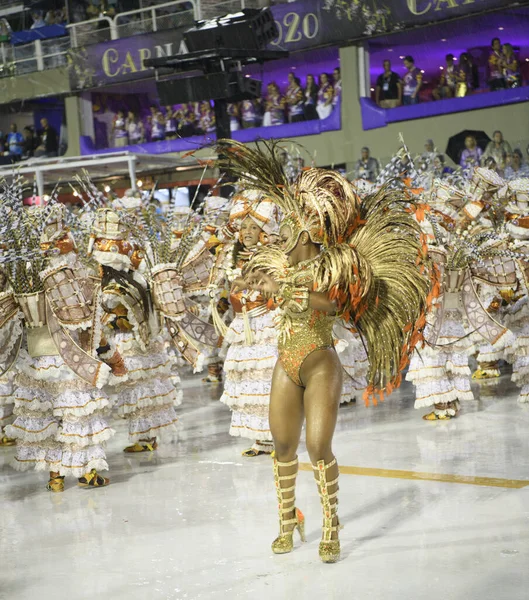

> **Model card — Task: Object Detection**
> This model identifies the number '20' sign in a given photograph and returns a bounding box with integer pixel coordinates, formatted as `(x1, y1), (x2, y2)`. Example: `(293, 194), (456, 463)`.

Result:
(269, 12), (320, 48)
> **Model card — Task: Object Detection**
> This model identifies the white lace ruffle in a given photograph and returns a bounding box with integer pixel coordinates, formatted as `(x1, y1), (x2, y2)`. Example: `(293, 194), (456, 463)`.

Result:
(56, 416), (115, 448)
(114, 377), (181, 414)
(221, 378), (272, 408)
(13, 385), (110, 418)
(11, 442), (109, 477)
(413, 376), (474, 409)
(6, 416), (59, 442)
(16, 351), (79, 383)
(127, 405), (179, 442)
(228, 410), (272, 441)
(222, 312), (278, 347)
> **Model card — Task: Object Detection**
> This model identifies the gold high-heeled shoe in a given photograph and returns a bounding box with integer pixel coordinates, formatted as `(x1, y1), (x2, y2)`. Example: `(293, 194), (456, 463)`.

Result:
(271, 457), (306, 554)
(314, 458), (341, 563)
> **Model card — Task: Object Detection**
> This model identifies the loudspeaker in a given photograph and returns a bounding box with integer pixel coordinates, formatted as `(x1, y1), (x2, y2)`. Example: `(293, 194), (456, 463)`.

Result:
(157, 73), (261, 104)
(184, 8), (278, 53)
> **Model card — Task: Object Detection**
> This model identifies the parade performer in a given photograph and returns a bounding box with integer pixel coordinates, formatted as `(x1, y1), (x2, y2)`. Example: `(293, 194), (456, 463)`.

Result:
(89, 206), (181, 453)
(1, 196), (117, 492)
(503, 179), (529, 403)
(214, 191), (279, 457)
(0, 268), (15, 447)
(407, 170), (515, 420)
(217, 140), (432, 563)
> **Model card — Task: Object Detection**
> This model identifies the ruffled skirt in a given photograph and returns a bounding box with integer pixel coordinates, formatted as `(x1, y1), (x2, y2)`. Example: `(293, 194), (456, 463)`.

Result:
(220, 311), (278, 442)
(110, 335), (181, 442)
(406, 313), (475, 413)
(6, 350), (114, 477)
(0, 372), (15, 431)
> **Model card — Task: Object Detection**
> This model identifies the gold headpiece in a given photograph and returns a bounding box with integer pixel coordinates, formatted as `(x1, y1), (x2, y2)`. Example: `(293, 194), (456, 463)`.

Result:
(217, 139), (359, 252)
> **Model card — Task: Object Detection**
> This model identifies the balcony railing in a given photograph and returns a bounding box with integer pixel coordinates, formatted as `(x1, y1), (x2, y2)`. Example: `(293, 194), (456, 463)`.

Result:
(0, 0), (201, 79)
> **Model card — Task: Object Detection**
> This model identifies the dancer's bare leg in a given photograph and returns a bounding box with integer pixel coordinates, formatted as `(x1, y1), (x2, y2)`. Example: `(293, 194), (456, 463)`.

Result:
(301, 349), (342, 546)
(269, 361), (304, 533)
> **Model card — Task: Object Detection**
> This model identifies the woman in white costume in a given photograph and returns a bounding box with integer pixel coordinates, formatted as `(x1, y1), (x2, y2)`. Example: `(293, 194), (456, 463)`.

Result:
(217, 192), (279, 456)
(90, 206), (181, 453)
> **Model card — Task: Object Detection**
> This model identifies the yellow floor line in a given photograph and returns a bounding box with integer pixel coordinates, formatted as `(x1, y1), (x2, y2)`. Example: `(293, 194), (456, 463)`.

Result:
(299, 463), (529, 489)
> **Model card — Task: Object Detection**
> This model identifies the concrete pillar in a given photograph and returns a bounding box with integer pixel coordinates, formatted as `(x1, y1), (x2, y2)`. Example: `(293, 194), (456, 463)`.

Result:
(64, 95), (82, 157)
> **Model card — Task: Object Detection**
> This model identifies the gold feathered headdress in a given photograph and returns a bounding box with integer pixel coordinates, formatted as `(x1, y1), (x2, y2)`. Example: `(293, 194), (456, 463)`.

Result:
(217, 139), (359, 251)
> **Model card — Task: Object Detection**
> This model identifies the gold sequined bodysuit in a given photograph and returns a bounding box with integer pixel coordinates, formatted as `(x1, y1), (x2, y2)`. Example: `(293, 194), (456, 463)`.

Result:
(277, 258), (336, 386)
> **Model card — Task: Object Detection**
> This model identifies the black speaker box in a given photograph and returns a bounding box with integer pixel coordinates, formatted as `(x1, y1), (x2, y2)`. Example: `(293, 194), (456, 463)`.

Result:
(157, 72), (261, 104)
(184, 8), (277, 53)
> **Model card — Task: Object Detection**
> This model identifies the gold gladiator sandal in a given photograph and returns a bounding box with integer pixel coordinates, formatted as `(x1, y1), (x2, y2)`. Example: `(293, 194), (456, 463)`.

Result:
(314, 458), (341, 564)
(47, 473), (65, 493)
(78, 469), (110, 488)
(271, 457), (306, 554)
(123, 438), (158, 453)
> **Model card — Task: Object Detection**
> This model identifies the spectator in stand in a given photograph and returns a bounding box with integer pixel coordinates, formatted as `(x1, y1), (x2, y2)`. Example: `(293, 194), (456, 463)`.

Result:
(433, 54), (456, 100)
(178, 107), (196, 137)
(6, 124), (24, 160)
(333, 67), (342, 106)
(459, 135), (482, 171)
(375, 59), (402, 108)
(285, 73), (305, 123)
(354, 147), (380, 182)
(488, 37), (505, 91)
(456, 53), (473, 97)
(35, 118), (58, 158)
(126, 111), (144, 144)
(316, 73), (334, 119)
(304, 73), (319, 120)
(432, 154), (453, 178)
(45, 10), (56, 25)
(263, 82), (286, 126)
(503, 43), (521, 88)
(22, 126), (36, 159)
(241, 99), (260, 129)
(228, 103), (241, 131)
(198, 101), (215, 134)
(402, 56), (422, 105)
(30, 11), (46, 29)
(420, 139), (436, 161)
(482, 130), (512, 171)
(165, 106), (178, 139)
(504, 149), (529, 180)
(150, 108), (165, 142)
(112, 109), (128, 147)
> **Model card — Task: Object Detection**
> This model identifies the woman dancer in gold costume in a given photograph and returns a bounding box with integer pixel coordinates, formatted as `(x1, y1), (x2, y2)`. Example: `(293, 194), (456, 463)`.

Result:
(218, 140), (432, 563)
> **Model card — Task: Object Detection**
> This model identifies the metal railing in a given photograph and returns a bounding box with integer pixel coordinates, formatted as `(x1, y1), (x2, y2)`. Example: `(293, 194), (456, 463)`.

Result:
(0, 0), (259, 79)
(114, 0), (197, 37)
(67, 16), (116, 49)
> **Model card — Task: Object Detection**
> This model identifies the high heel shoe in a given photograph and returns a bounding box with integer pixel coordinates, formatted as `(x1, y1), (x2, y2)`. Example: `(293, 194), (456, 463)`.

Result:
(314, 458), (341, 563)
(271, 457), (306, 554)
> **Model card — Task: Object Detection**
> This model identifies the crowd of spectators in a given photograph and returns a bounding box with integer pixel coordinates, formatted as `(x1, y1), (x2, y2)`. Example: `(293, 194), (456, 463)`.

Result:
(0, 119), (59, 161)
(459, 130), (529, 178)
(108, 69), (342, 147)
(375, 37), (524, 108)
(351, 130), (529, 184)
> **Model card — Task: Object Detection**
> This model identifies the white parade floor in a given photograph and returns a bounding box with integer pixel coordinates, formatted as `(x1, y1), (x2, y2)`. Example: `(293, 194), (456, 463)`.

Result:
(1, 369), (529, 600)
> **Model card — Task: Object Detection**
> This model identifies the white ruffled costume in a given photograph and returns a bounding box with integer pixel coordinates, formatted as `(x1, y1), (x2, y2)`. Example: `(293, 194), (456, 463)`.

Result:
(91, 204), (181, 446)
(218, 193), (279, 453)
(504, 180), (529, 403)
(7, 250), (114, 477)
(407, 310), (475, 418)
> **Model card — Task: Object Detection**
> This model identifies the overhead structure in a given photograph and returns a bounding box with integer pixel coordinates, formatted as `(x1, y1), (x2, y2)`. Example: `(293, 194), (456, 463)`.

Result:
(0, 152), (209, 196)
(145, 8), (288, 140)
